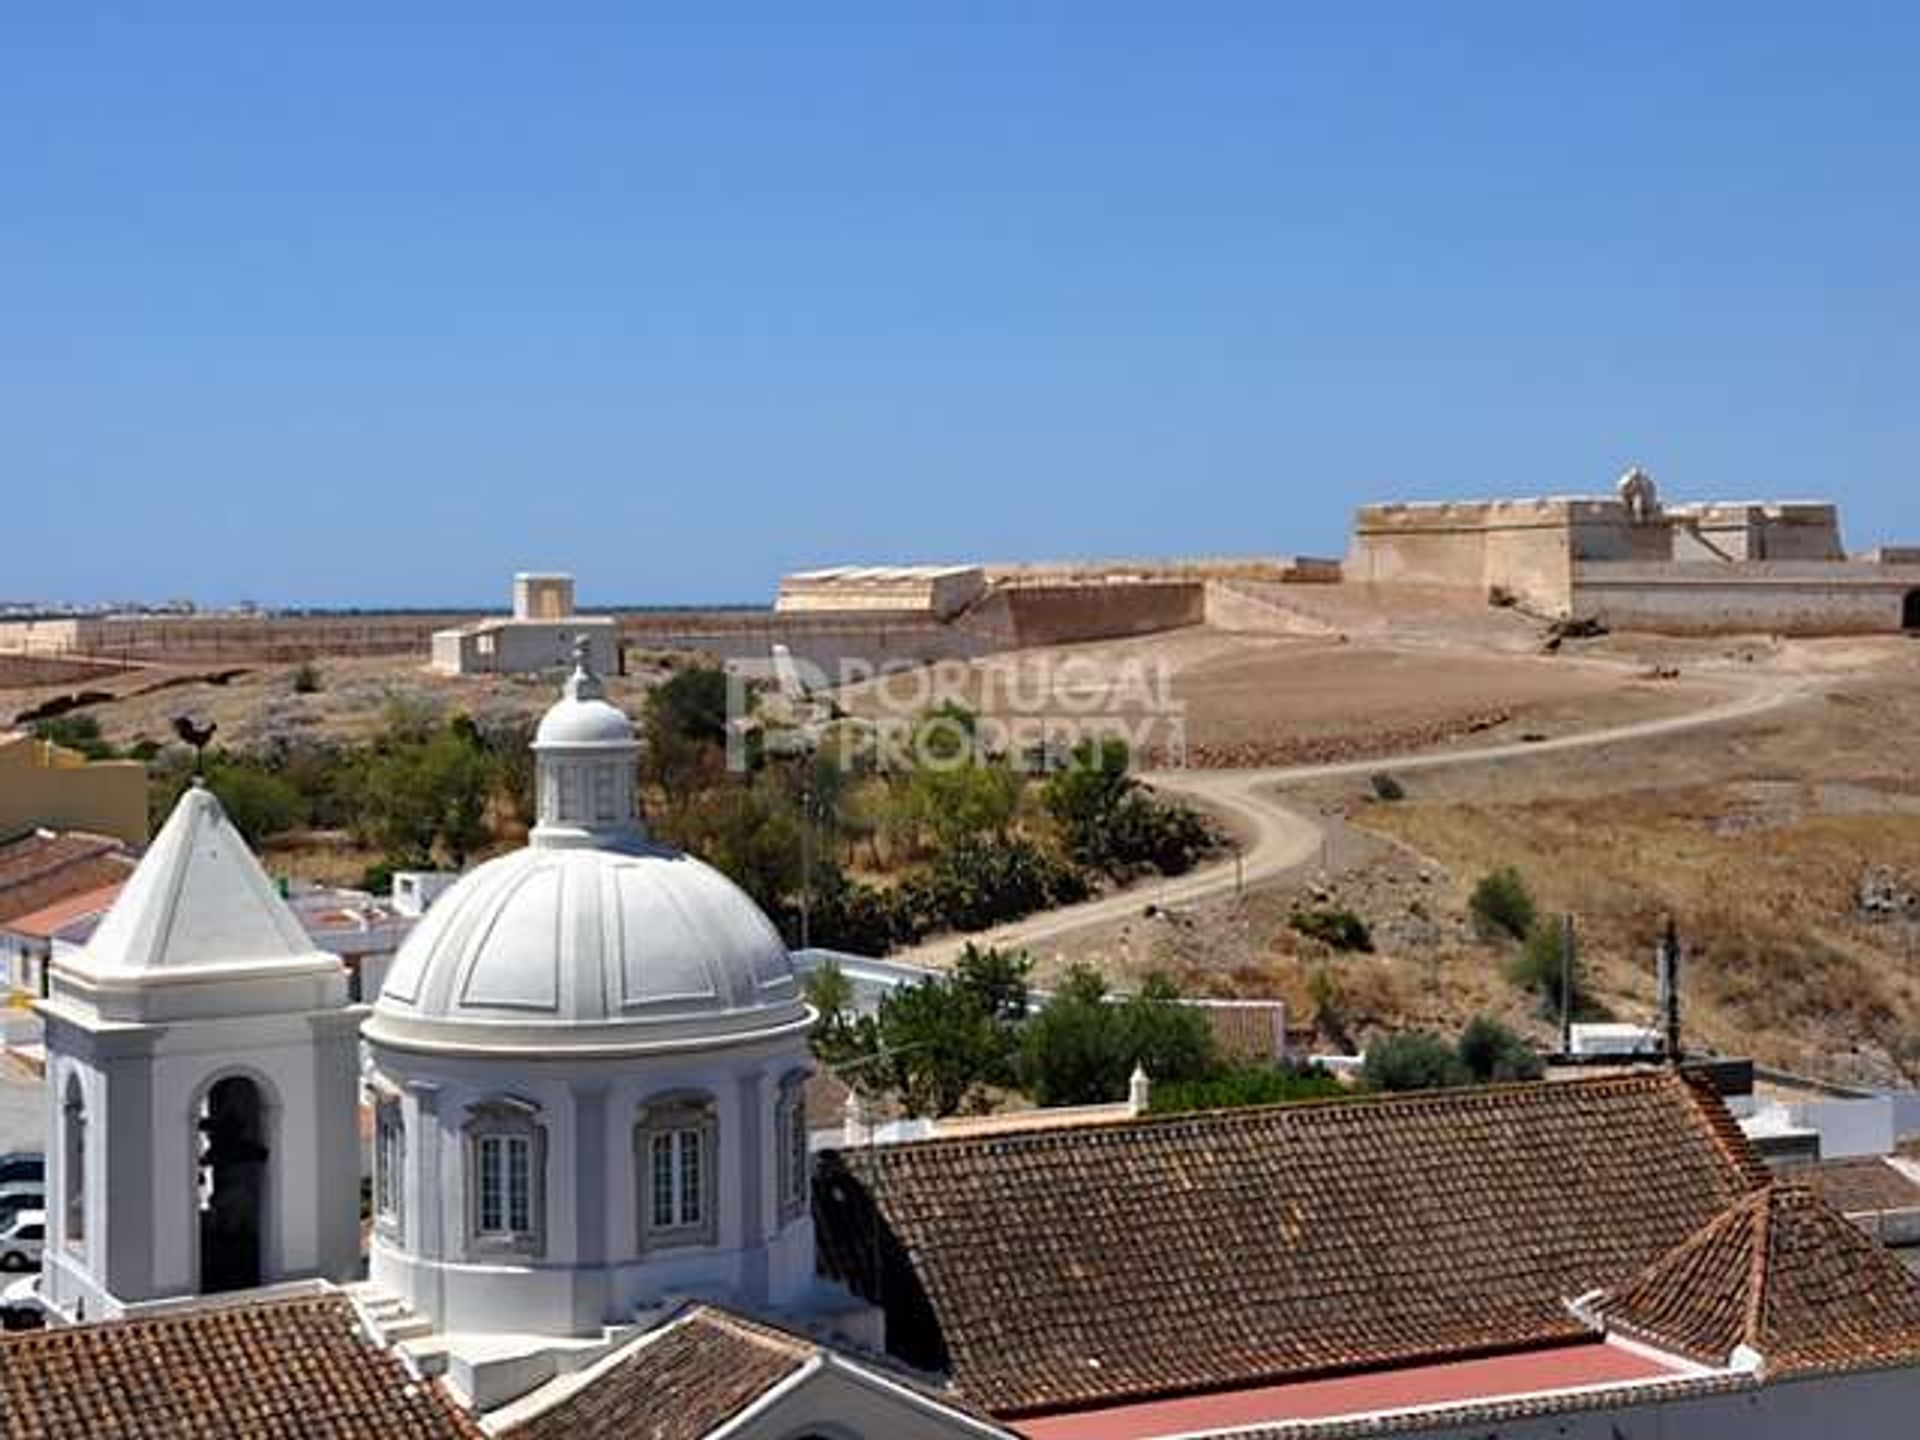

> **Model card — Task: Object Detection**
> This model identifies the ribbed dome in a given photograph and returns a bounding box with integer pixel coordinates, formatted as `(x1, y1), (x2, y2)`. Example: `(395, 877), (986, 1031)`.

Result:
(535, 694), (634, 748)
(364, 842), (808, 1055)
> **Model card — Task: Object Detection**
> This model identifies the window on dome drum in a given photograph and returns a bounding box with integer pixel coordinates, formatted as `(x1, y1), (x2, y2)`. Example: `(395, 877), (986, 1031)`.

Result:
(373, 1098), (404, 1239)
(776, 1073), (810, 1224)
(63, 1074), (86, 1256)
(639, 1096), (717, 1249)
(593, 765), (618, 822)
(464, 1098), (546, 1258)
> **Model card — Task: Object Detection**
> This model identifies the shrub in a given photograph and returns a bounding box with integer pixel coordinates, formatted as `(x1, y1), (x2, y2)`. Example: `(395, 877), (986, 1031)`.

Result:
(1369, 772), (1406, 802)
(292, 662), (323, 694)
(1044, 738), (1216, 879)
(1457, 1015), (1545, 1082)
(203, 761), (303, 844)
(1290, 906), (1374, 953)
(1469, 867), (1537, 944)
(1363, 1031), (1470, 1093)
(1151, 1062), (1345, 1114)
(32, 713), (114, 760)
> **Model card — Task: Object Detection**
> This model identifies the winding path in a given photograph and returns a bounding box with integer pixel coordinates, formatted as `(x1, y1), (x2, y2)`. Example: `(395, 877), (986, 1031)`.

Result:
(893, 671), (1812, 967)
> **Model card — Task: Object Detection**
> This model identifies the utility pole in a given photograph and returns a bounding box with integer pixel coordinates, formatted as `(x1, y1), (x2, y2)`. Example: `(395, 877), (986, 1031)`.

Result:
(1558, 914), (1575, 1059)
(799, 782), (813, 951)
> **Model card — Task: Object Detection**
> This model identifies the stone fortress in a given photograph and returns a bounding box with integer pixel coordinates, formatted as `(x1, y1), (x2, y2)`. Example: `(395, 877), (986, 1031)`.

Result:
(1349, 469), (1920, 635)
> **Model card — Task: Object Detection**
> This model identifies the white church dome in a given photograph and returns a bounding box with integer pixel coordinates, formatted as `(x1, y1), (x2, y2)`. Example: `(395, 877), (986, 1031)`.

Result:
(365, 843), (806, 1054)
(363, 643), (808, 1055)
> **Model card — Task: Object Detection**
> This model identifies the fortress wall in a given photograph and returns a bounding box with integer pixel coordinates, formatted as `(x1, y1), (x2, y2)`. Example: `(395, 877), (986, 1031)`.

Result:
(985, 580), (1207, 647)
(1572, 562), (1920, 635)
(1349, 500), (1581, 611)
(621, 612), (995, 678)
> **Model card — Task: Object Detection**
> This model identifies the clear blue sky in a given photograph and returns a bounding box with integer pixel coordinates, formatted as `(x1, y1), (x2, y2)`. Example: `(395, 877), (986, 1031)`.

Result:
(5, 4), (1916, 607)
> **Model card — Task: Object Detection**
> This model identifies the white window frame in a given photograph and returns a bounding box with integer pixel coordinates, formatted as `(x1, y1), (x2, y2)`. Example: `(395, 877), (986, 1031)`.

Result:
(775, 1071), (810, 1224)
(63, 1074), (86, 1256)
(373, 1095), (405, 1240)
(637, 1095), (717, 1251)
(464, 1097), (545, 1258)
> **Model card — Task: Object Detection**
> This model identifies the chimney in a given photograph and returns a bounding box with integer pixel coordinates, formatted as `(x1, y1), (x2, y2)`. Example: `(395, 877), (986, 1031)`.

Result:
(1127, 1064), (1152, 1117)
(1656, 917), (1683, 1064)
(842, 1091), (870, 1149)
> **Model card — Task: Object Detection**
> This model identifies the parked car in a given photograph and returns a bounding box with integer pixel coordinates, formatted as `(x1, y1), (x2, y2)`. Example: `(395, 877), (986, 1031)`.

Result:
(0, 1153), (44, 1188)
(0, 1183), (43, 1224)
(0, 1210), (43, 1272)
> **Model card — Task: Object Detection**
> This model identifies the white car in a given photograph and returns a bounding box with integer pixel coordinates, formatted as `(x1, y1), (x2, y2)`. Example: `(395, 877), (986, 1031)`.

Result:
(0, 1183), (44, 1224)
(0, 1210), (43, 1272)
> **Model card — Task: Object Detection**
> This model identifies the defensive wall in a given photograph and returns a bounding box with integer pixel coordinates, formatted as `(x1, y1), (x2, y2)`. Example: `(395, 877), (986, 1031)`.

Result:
(1348, 482), (1917, 634)
(1571, 561), (1920, 635)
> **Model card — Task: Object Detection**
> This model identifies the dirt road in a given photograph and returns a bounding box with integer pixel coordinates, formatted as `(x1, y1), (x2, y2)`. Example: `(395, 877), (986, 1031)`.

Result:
(893, 672), (1813, 968)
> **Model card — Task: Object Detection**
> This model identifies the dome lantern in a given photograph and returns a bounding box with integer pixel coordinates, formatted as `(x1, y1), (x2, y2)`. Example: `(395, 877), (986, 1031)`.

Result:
(531, 638), (646, 850)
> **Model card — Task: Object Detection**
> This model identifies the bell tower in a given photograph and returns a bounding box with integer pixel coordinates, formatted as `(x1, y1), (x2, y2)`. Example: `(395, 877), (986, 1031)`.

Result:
(34, 781), (365, 1321)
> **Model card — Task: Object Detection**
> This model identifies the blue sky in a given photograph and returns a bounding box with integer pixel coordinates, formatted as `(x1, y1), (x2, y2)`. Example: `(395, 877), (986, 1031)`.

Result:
(4, 4), (1916, 607)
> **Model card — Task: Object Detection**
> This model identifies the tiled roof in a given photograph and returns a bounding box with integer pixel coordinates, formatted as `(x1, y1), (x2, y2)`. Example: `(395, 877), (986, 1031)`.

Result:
(505, 1307), (814, 1440)
(1596, 1183), (1920, 1378)
(0, 831), (134, 924)
(1, 881), (124, 940)
(814, 1070), (1769, 1416)
(1791, 1155), (1920, 1216)
(0, 1293), (480, 1439)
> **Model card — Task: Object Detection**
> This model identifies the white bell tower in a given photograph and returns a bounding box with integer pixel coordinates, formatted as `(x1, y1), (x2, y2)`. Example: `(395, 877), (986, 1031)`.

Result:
(35, 780), (365, 1322)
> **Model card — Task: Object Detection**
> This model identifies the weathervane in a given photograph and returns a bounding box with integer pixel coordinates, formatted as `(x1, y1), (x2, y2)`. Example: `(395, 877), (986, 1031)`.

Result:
(172, 715), (217, 777)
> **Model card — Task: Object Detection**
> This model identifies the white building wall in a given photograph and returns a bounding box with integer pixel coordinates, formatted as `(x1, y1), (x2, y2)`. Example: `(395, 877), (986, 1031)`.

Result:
(368, 1032), (813, 1338)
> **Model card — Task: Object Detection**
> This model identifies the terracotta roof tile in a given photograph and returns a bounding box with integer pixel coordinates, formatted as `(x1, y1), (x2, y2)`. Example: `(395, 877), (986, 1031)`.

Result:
(814, 1070), (1766, 1416)
(1597, 1183), (1920, 1378)
(0, 1294), (480, 1439)
(0, 831), (134, 925)
(1790, 1156), (1920, 1216)
(505, 1307), (814, 1440)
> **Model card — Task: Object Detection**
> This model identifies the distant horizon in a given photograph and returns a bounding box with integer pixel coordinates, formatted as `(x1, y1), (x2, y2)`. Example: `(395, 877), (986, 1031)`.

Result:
(8, 6), (1916, 608)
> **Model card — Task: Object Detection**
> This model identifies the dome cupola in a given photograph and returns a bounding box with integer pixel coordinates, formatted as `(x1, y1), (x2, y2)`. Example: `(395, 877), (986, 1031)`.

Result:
(531, 639), (645, 850)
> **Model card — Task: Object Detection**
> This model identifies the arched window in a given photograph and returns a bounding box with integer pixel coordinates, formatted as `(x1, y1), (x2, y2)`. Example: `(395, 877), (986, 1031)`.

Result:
(62, 1074), (86, 1256)
(464, 1097), (546, 1258)
(373, 1095), (405, 1240)
(775, 1072), (810, 1224)
(638, 1094), (716, 1250)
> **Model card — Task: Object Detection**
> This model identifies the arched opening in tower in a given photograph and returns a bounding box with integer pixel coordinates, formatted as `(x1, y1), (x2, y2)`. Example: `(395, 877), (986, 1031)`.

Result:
(198, 1077), (269, 1294)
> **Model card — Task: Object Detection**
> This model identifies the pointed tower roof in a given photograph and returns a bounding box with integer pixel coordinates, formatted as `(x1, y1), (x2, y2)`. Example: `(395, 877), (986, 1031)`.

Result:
(72, 780), (329, 978)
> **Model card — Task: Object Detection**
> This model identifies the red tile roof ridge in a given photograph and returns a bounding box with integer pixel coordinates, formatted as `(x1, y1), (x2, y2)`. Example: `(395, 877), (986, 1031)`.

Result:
(828, 1067), (1729, 1160)
(1595, 1183), (1920, 1379)
(0, 1289), (352, 1353)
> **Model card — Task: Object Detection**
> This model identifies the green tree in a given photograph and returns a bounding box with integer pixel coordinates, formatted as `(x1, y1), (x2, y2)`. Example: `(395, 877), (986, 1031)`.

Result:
(1456, 1015), (1545, 1082)
(356, 715), (499, 867)
(861, 968), (1023, 1118)
(204, 761), (302, 844)
(1020, 966), (1122, 1106)
(1021, 967), (1216, 1107)
(951, 944), (1032, 1026)
(1363, 1031), (1471, 1093)
(1469, 867), (1537, 944)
